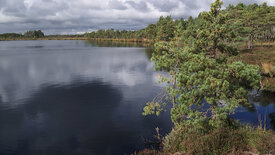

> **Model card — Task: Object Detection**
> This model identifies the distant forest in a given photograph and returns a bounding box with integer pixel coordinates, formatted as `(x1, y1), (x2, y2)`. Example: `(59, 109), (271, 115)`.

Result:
(0, 30), (44, 40)
(84, 2), (275, 48)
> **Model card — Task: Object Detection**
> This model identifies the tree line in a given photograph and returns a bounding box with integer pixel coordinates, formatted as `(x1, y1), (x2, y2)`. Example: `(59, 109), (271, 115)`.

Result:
(143, 1), (275, 154)
(84, 2), (275, 49)
(0, 30), (44, 40)
(83, 16), (180, 42)
(2, 2), (274, 48)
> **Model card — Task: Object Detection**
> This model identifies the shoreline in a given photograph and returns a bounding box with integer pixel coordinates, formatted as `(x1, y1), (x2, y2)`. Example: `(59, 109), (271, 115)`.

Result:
(0, 37), (152, 43)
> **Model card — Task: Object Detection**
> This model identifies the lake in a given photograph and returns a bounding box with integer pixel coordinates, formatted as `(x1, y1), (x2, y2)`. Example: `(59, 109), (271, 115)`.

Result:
(0, 40), (274, 155)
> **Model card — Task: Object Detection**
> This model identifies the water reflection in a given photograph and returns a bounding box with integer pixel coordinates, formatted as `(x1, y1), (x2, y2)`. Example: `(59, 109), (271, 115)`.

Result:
(0, 80), (171, 155)
(233, 91), (275, 130)
(0, 41), (157, 104)
(0, 40), (274, 155)
(270, 112), (275, 129)
(0, 40), (171, 155)
(84, 40), (148, 48)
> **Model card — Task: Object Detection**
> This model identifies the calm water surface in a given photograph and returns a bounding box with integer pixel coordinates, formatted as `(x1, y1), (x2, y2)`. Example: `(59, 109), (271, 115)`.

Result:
(0, 40), (274, 155)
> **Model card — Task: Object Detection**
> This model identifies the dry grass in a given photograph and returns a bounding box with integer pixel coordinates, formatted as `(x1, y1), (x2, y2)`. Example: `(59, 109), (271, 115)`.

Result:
(163, 125), (248, 155)
(235, 43), (275, 91)
(239, 46), (275, 65)
(247, 127), (275, 155)
(262, 77), (275, 92)
(137, 122), (275, 155)
(261, 63), (275, 77)
(135, 149), (165, 155)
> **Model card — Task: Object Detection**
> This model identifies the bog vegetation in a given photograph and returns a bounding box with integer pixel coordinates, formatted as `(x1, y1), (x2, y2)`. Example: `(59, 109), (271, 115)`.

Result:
(141, 1), (275, 154)
(1, 1), (275, 154)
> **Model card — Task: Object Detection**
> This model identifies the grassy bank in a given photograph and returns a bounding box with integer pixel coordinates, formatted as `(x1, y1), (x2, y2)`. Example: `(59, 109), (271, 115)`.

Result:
(239, 44), (275, 69)
(137, 42), (275, 155)
(137, 121), (275, 155)
(233, 42), (275, 92)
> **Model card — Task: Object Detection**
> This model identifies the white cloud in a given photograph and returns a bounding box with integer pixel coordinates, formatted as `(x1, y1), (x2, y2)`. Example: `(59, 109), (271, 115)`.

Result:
(0, 0), (273, 34)
(0, 11), (22, 23)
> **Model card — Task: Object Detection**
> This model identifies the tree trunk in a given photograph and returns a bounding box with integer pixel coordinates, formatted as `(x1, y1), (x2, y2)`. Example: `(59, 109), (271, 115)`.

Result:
(211, 37), (217, 58)
(268, 27), (272, 47)
(248, 40), (251, 49)
(248, 34), (253, 49)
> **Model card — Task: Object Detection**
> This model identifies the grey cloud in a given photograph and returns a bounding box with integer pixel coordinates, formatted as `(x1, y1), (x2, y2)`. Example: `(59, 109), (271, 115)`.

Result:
(179, 0), (209, 10)
(108, 0), (127, 10)
(1, 0), (26, 16)
(125, 1), (149, 12)
(0, 0), (6, 6)
(0, 0), (274, 34)
(148, 0), (180, 12)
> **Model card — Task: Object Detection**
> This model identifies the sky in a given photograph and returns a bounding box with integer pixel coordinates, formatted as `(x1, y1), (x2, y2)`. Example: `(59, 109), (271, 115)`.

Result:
(0, 0), (274, 34)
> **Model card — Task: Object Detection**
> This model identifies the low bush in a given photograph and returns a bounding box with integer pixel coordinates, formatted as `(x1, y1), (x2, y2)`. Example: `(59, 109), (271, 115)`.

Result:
(162, 121), (275, 155)
(138, 120), (275, 155)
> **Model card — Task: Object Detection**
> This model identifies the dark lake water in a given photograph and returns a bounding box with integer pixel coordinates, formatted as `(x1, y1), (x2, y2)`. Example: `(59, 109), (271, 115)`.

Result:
(0, 40), (274, 155)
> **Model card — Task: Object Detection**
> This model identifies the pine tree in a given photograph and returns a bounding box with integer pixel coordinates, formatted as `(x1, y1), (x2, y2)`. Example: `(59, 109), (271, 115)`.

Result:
(143, 0), (261, 129)
(156, 16), (176, 41)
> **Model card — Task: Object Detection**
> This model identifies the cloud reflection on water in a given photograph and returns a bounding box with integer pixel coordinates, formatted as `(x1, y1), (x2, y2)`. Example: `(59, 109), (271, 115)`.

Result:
(0, 40), (161, 104)
(0, 40), (172, 155)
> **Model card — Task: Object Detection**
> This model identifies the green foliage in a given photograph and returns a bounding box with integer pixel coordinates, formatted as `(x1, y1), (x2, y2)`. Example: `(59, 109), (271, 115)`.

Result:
(24, 30), (44, 38)
(1, 2), (274, 45)
(69, 2), (275, 48)
(0, 33), (23, 40)
(143, 102), (166, 116)
(226, 2), (275, 48)
(84, 29), (142, 39)
(84, 16), (177, 42)
(144, 24), (157, 40)
(155, 16), (176, 41)
(0, 30), (44, 40)
(143, 0), (261, 129)
(182, 0), (240, 57)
